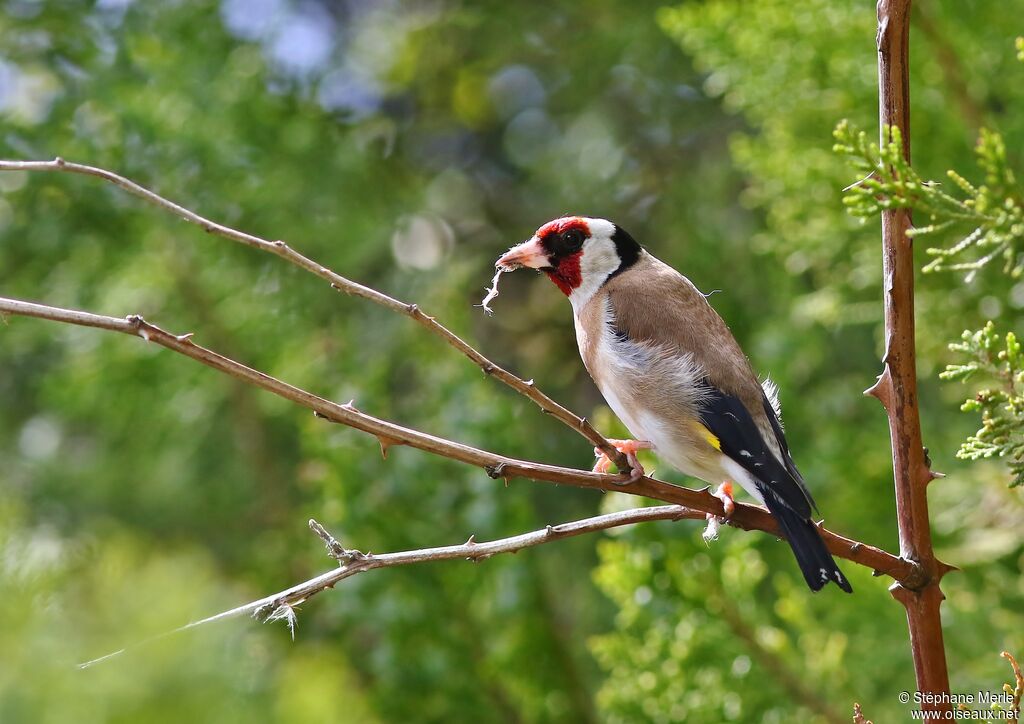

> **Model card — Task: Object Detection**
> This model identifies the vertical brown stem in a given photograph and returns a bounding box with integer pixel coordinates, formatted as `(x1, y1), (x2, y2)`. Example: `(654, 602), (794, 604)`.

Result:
(869, 0), (952, 712)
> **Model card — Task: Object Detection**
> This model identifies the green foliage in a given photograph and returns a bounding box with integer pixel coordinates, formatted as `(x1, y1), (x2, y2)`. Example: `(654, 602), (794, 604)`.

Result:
(941, 323), (1024, 487)
(834, 122), (1024, 279)
(832, 37), (1024, 492)
(2, 0), (1024, 721)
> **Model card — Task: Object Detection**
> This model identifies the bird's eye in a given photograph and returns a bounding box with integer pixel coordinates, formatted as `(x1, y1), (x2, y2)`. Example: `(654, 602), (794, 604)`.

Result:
(562, 229), (585, 250)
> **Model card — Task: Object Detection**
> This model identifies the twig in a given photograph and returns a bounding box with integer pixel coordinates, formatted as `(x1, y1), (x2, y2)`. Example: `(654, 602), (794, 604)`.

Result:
(0, 158), (632, 474)
(79, 505), (703, 667)
(1002, 651), (1023, 715)
(852, 702), (873, 724)
(0, 295), (915, 581)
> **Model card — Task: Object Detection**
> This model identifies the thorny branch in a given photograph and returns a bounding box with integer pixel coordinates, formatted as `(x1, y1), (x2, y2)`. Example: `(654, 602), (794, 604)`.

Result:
(0, 158), (633, 474)
(869, 0), (952, 706)
(0, 295), (914, 582)
(79, 505), (704, 667)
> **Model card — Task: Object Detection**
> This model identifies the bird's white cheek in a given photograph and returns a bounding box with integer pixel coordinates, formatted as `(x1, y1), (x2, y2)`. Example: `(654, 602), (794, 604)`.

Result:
(568, 240), (621, 312)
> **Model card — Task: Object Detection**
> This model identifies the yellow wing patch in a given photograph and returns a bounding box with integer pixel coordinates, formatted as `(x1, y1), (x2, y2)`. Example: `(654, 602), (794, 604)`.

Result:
(691, 421), (721, 451)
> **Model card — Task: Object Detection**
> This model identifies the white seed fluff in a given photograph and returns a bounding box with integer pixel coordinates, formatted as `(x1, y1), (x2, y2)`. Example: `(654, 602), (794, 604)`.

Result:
(479, 265), (516, 315)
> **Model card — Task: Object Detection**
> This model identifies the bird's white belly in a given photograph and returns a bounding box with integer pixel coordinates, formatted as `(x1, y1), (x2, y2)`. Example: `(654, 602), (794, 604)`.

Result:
(600, 377), (707, 480)
(585, 315), (764, 504)
(590, 335), (713, 483)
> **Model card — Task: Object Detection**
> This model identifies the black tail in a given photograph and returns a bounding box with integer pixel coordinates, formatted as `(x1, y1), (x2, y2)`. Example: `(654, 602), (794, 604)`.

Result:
(759, 486), (853, 593)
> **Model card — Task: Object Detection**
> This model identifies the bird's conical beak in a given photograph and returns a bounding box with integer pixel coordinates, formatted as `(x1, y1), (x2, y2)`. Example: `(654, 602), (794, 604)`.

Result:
(496, 237), (550, 269)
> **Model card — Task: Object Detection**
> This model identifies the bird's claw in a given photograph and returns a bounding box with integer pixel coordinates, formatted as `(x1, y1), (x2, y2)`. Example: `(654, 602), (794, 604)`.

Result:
(703, 482), (735, 543)
(713, 481), (735, 518)
(593, 439), (653, 484)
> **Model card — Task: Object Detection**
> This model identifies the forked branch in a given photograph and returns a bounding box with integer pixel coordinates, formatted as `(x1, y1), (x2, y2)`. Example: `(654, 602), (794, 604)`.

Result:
(78, 505), (703, 668)
(0, 295), (914, 580)
(0, 158), (632, 473)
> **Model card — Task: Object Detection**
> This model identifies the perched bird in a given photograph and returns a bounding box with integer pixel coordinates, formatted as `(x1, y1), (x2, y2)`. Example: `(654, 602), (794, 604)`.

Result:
(495, 216), (852, 593)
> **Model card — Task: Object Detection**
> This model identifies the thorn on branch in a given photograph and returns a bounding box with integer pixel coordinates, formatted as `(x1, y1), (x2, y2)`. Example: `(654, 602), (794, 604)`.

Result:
(376, 435), (401, 460)
(124, 314), (151, 341)
(175, 332), (194, 343)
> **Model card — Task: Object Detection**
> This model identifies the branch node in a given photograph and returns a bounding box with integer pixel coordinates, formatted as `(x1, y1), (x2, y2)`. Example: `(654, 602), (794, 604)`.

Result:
(484, 462), (507, 479)
(406, 303), (419, 316)
(272, 240), (286, 249)
(54, 156), (66, 167)
(482, 363), (495, 375)
(124, 314), (150, 341)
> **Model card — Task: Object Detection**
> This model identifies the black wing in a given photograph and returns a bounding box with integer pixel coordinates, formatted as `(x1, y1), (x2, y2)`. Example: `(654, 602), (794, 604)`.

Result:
(697, 380), (851, 593)
(695, 381), (815, 517)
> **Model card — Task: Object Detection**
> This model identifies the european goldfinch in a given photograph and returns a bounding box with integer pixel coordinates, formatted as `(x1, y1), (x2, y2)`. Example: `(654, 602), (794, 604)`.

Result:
(496, 216), (852, 593)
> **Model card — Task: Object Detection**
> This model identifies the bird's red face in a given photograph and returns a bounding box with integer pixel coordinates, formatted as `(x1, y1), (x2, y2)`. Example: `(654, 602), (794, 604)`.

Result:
(496, 216), (641, 306)
(496, 217), (592, 296)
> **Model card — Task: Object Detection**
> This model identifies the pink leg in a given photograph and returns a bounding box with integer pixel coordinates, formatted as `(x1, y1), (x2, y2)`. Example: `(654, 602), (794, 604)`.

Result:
(703, 482), (736, 542)
(593, 439), (654, 483)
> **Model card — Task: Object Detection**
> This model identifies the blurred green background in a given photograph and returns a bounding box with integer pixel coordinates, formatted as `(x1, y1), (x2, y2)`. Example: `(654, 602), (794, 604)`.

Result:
(1, 1), (1022, 721)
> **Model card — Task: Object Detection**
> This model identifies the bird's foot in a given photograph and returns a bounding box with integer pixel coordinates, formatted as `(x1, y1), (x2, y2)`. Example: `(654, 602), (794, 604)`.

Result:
(593, 439), (653, 484)
(702, 482), (735, 543)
